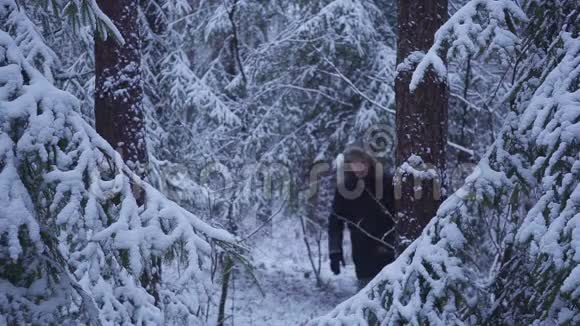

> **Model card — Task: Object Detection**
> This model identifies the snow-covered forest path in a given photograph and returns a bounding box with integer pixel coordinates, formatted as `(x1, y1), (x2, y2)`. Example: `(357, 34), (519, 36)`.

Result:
(215, 218), (359, 325)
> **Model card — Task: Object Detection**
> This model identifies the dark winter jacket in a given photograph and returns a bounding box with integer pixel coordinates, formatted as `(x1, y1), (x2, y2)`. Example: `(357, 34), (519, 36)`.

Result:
(328, 172), (396, 279)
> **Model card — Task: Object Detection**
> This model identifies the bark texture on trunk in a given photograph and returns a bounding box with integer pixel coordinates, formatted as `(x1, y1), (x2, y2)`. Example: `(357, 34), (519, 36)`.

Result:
(95, 0), (155, 302)
(395, 0), (448, 251)
(95, 0), (148, 176)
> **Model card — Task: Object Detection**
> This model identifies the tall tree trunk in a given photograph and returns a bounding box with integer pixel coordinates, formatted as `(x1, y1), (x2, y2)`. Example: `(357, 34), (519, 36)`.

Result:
(394, 0), (448, 252)
(216, 254), (234, 326)
(225, 0), (246, 84)
(95, 0), (148, 177)
(94, 0), (156, 302)
(217, 205), (238, 326)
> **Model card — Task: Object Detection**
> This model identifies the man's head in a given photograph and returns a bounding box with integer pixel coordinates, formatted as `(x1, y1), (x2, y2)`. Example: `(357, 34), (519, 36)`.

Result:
(343, 147), (374, 179)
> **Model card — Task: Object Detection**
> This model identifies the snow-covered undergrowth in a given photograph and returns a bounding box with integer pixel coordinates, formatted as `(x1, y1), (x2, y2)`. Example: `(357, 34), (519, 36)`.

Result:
(205, 216), (358, 325)
(409, 0), (526, 91)
(0, 30), (236, 324)
(310, 11), (579, 326)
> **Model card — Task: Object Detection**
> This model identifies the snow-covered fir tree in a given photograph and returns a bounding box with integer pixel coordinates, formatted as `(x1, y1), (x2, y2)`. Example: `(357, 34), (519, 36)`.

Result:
(0, 1), (239, 324)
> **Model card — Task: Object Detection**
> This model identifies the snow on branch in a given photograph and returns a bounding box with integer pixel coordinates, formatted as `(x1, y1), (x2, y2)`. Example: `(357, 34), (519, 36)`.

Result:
(262, 0), (377, 56)
(63, 0), (125, 44)
(515, 31), (580, 285)
(0, 30), (236, 324)
(0, 0), (60, 82)
(160, 50), (240, 126)
(409, 0), (527, 92)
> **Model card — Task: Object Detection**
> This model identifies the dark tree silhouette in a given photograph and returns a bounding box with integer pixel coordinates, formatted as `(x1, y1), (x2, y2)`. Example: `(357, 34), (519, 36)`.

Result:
(394, 0), (448, 251)
(95, 0), (148, 178)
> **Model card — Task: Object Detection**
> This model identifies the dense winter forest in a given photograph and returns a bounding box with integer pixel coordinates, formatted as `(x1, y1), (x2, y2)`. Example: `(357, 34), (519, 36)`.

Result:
(0, 0), (578, 325)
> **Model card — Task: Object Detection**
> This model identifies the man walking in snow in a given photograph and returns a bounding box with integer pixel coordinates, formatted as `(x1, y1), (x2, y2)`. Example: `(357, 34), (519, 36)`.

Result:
(328, 146), (396, 289)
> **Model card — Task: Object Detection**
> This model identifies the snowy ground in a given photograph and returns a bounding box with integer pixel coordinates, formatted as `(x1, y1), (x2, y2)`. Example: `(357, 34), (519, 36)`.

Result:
(213, 216), (359, 325)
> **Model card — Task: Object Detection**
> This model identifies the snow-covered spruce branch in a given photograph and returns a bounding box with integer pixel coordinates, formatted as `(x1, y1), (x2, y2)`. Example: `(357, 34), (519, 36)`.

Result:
(0, 30), (239, 325)
(62, 0), (125, 43)
(315, 47), (396, 115)
(0, 0), (60, 82)
(160, 50), (240, 126)
(408, 0), (527, 92)
(293, 0), (376, 54)
(309, 31), (579, 325)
